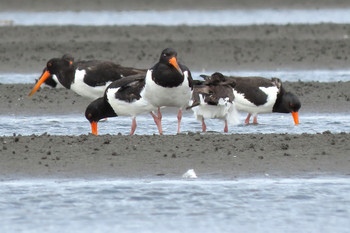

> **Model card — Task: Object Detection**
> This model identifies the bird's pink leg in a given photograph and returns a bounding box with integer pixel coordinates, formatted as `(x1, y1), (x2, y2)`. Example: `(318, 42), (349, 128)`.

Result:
(224, 120), (228, 133)
(253, 115), (258, 124)
(130, 117), (137, 135)
(177, 109), (182, 134)
(150, 108), (163, 135)
(201, 117), (206, 132)
(245, 113), (251, 124)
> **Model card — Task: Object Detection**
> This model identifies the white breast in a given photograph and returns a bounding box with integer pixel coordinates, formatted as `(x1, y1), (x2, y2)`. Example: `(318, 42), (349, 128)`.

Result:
(141, 70), (192, 109)
(106, 88), (157, 117)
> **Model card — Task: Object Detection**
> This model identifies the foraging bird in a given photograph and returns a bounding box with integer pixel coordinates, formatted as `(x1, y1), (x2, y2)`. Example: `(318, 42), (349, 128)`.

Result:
(141, 48), (193, 134)
(189, 72), (239, 132)
(28, 54), (147, 99)
(227, 76), (301, 125)
(85, 74), (157, 135)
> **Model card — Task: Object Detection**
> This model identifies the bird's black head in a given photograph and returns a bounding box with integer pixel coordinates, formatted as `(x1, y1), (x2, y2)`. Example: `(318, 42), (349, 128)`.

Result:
(159, 48), (177, 63)
(281, 92), (301, 113)
(211, 72), (225, 80)
(202, 72), (235, 88)
(61, 54), (74, 64)
(85, 98), (103, 123)
(273, 92), (301, 125)
(158, 48), (183, 75)
(28, 54), (74, 97)
(85, 97), (117, 135)
(46, 54), (73, 74)
(209, 72), (227, 84)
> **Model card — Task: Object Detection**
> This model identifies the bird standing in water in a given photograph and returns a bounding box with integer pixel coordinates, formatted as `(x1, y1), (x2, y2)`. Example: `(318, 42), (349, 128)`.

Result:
(85, 74), (157, 135)
(229, 76), (301, 125)
(141, 48), (193, 134)
(189, 72), (239, 132)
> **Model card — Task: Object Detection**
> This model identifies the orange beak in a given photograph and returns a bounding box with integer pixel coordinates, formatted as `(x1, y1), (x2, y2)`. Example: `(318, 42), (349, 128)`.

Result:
(28, 70), (51, 97)
(291, 111), (299, 125)
(91, 121), (98, 135)
(169, 57), (183, 76)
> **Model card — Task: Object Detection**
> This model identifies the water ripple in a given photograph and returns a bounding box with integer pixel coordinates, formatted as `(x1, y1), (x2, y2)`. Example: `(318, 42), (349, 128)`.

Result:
(0, 112), (349, 136)
(0, 178), (349, 233)
(2, 70), (350, 84)
(2, 9), (350, 26)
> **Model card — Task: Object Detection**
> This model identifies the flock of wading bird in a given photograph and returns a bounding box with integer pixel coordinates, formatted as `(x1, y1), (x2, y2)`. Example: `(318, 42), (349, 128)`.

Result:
(28, 48), (301, 135)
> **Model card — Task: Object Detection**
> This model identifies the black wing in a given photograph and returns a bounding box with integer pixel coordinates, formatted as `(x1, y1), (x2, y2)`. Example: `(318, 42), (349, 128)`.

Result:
(229, 76), (279, 106)
(107, 74), (146, 103)
(75, 60), (146, 87)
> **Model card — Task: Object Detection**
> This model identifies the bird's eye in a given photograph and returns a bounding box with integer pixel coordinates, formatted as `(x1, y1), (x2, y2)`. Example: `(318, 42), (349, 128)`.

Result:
(48, 62), (52, 67)
(163, 53), (167, 57)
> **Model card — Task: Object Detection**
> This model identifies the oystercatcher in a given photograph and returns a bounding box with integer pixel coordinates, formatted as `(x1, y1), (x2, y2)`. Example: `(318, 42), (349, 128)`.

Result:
(189, 72), (239, 132)
(85, 74), (157, 135)
(28, 54), (147, 99)
(141, 48), (193, 134)
(228, 76), (301, 125)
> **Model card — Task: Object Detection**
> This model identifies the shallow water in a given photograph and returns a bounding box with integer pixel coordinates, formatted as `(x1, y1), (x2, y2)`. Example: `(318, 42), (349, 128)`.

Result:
(2, 69), (350, 84)
(1, 70), (349, 136)
(1, 112), (349, 136)
(1, 9), (350, 26)
(0, 177), (349, 233)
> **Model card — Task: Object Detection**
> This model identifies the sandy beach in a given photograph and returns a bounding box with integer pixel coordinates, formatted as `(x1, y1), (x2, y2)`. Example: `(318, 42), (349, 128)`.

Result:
(0, 0), (350, 179)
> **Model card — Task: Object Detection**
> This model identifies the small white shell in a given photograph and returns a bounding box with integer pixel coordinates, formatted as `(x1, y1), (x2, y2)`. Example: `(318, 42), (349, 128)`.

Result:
(182, 169), (198, 179)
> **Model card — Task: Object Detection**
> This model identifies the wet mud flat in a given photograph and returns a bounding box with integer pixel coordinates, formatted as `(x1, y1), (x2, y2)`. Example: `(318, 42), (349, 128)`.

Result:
(0, 132), (349, 179)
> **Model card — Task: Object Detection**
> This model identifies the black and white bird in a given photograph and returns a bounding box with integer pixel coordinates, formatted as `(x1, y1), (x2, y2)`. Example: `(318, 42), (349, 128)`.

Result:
(141, 48), (193, 134)
(189, 72), (239, 132)
(28, 54), (147, 99)
(85, 74), (157, 135)
(228, 76), (301, 125)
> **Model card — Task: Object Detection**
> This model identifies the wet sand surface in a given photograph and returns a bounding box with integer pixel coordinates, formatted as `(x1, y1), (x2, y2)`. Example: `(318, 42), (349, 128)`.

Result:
(1, 133), (349, 179)
(0, 0), (350, 179)
(2, 24), (350, 73)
